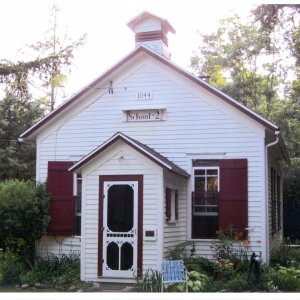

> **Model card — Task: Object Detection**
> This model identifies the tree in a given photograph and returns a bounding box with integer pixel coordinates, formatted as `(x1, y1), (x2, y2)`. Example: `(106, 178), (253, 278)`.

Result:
(0, 93), (44, 180)
(0, 4), (86, 180)
(190, 14), (283, 122)
(0, 180), (50, 266)
(0, 4), (86, 111)
(26, 4), (87, 111)
(191, 6), (300, 240)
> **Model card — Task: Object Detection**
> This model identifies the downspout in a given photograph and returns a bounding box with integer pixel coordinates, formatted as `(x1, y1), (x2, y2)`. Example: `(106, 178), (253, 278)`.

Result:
(265, 130), (280, 262)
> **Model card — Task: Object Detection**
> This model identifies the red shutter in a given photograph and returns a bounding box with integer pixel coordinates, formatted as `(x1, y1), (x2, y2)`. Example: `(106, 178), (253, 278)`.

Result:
(175, 190), (179, 221)
(47, 161), (75, 235)
(219, 159), (248, 237)
(165, 188), (171, 221)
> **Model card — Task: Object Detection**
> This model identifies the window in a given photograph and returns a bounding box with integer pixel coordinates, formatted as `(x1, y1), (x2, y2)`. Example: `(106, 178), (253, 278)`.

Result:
(191, 159), (248, 240)
(165, 188), (179, 222)
(192, 167), (219, 238)
(277, 175), (281, 231)
(271, 168), (276, 234)
(271, 168), (282, 234)
(75, 175), (82, 236)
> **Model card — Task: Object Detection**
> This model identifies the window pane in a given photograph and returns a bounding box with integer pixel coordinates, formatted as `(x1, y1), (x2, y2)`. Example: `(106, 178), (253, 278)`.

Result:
(195, 177), (205, 192)
(107, 185), (134, 232)
(76, 178), (82, 214)
(207, 206), (218, 213)
(107, 242), (119, 270)
(195, 169), (205, 176)
(121, 242), (133, 270)
(77, 179), (82, 196)
(75, 215), (81, 236)
(207, 169), (218, 176)
(192, 216), (218, 238)
(207, 177), (218, 192)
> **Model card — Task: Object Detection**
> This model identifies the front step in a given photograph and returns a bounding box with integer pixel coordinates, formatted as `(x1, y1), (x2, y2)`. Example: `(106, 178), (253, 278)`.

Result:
(97, 277), (137, 284)
(86, 282), (139, 292)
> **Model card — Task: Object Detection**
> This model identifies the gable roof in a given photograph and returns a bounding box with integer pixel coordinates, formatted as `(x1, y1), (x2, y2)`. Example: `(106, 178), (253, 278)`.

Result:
(20, 44), (279, 140)
(69, 132), (189, 178)
(127, 10), (176, 34)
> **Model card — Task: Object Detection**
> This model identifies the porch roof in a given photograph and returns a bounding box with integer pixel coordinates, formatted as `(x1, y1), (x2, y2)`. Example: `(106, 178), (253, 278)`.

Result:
(69, 132), (190, 178)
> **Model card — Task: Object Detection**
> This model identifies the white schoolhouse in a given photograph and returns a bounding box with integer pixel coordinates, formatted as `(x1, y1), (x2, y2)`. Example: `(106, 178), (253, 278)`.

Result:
(20, 11), (288, 283)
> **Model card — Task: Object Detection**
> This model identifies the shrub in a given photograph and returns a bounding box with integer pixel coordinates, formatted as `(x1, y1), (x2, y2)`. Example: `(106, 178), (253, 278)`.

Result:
(137, 269), (162, 292)
(20, 253), (81, 290)
(0, 250), (26, 285)
(270, 266), (300, 291)
(167, 241), (193, 260)
(270, 239), (293, 267)
(185, 256), (215, 275)
(187, 270), (208, 292)
(0, 180), (50, 265)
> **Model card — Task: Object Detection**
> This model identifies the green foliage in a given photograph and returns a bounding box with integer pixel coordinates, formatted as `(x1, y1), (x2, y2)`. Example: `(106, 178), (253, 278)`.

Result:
(190, 5), (300, 241)
(167, 241), (192, 260)
(270, 239), (293, 266)
(0, 252), (81, 290)
(185, 256), (215, 275)
(271, 240), (300, 268)
(0, 250), (26, 285)
(25, 4), (86, 111)
(190, 13), (284, 122)
(142, 238), (300, 292)
(266, 266), (300, 291)
(137, 269), (162, 292)
(0, 93), (44, 180)
(187, 270), (208, 292)
(283, 164), (300, 241)
(0, 180), (50, 265)
(25, 253), (81, 290)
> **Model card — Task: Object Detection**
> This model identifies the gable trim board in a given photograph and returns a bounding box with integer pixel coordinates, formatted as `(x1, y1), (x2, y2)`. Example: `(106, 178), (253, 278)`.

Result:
(20, 45), (280, 142)
(69, 132), (189, 178)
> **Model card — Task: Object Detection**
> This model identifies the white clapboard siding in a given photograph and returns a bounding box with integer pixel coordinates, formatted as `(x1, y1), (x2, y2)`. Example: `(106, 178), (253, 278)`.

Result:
(163, 171), (187, 255)
(81, 142), (163, 281)
(37, 59), (267, 265)
(36, 236), (81, 257)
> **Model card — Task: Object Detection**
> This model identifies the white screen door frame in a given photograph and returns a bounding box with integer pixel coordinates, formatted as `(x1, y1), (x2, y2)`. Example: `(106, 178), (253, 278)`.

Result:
(102, 180), (138, 278)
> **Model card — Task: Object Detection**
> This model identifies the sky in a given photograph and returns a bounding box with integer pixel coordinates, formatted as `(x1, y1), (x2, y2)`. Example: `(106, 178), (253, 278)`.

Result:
(0, 0), (292, 101)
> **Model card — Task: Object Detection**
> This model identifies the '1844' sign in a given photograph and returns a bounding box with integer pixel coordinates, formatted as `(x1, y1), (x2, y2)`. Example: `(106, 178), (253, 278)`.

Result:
(136, 91), (153, 100)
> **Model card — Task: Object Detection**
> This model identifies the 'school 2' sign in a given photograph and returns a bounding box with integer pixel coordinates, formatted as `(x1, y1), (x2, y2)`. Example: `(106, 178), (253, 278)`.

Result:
(127, 109), (161, 122)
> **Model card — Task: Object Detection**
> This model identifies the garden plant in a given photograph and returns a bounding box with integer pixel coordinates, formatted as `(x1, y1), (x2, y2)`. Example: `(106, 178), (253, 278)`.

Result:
(138, 231), (300, 293)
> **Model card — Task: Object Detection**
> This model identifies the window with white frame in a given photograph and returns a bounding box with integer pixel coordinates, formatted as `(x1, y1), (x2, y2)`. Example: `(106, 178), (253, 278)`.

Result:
(192, 167), (219, 238)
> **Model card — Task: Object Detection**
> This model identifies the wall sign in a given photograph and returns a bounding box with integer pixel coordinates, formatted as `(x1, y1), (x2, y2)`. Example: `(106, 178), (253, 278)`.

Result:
(127, 109), (161, 122)
(136, 91), (153, 100)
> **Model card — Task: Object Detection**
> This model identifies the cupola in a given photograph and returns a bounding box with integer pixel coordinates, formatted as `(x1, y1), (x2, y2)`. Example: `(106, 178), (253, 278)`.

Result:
(127, 11), (176, 59)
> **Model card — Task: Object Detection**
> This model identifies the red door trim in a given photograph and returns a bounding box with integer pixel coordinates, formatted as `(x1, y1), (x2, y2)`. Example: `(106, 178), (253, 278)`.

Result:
(98, 175), (143, 277)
